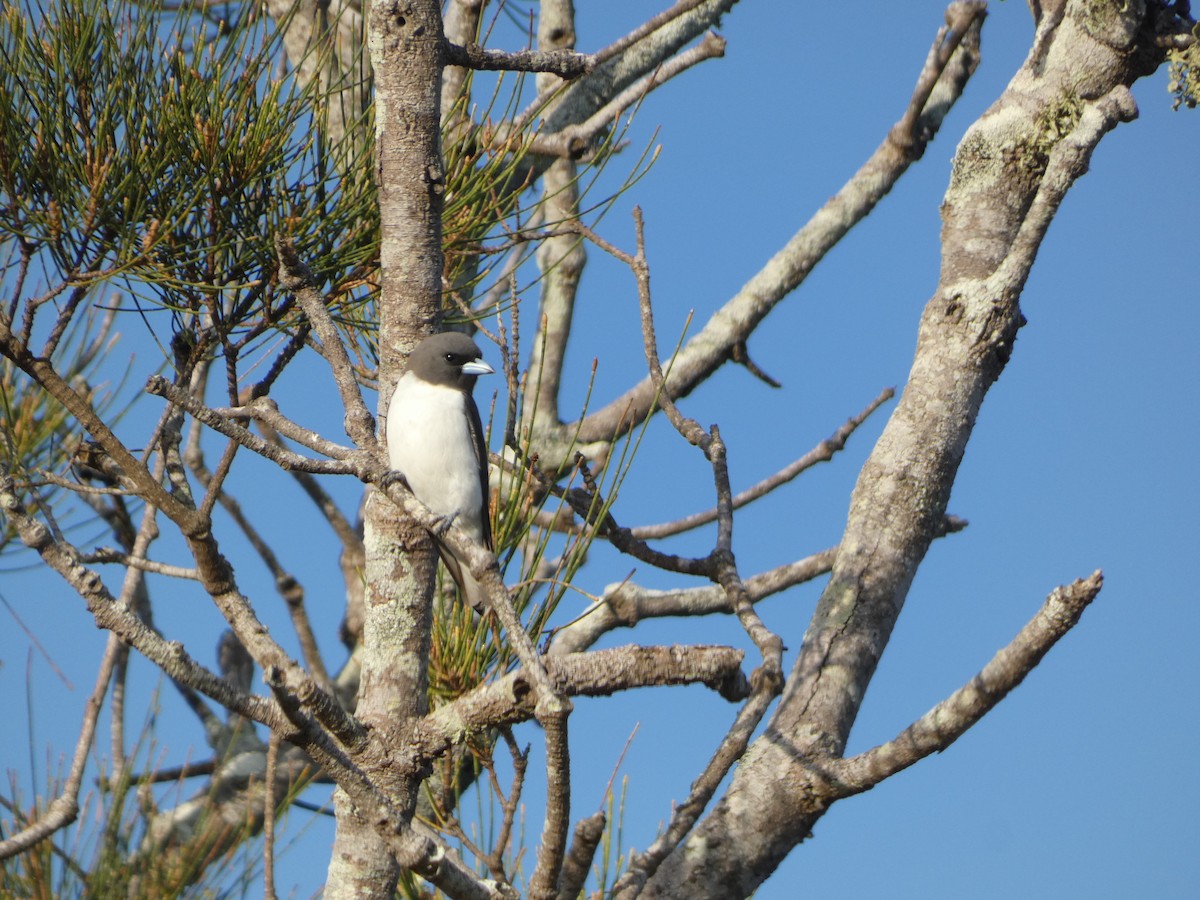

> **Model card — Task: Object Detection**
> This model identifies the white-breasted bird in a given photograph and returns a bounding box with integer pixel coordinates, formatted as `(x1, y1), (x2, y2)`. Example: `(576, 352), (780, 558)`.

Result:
(386, 332), (495, 611)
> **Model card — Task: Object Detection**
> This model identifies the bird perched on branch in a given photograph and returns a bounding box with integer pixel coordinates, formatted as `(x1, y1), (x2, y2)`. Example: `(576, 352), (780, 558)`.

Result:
(386, 332), (495, 612)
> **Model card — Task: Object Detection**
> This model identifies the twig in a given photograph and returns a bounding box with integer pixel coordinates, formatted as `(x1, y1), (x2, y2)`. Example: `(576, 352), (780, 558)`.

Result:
(263, 730), (280, 900)
(563, 458), (712, 577)
(615, 433), (783, 899)
(274, 235), (377, 450)
(632, 386), (894, 540)
(108, 458), (169, 783)
(889, 1), (988, 152)
(491, 728), (527, 877)
(83, 547), (199, 580)
(197, 439), (239, 522)
(601, 207), (788, 897)
(268, 441), (362, 551)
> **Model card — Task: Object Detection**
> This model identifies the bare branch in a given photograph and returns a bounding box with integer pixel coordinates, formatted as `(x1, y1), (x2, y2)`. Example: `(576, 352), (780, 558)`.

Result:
(410, 645), (747, 764)
(0, 471), (281, 727)
(536, 0), (738, 137)
(0, 325), (196, 525)
(829, 571), (1104, 794)
(263, 731), (281, 900)
(528, 714), (571, 900)
(612, 666), (777, 900)
(890, 1), (988, 153)
(521, 32), (726, 159)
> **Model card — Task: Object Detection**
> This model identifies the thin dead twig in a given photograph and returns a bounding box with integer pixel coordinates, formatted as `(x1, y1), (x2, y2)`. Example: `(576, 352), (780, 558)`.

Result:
(0, 634), (119, 862)
(632, 386), (894, 540)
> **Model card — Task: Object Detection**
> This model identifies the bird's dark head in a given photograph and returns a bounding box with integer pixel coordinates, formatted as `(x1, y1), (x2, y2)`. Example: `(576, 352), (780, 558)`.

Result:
(406, 332), (494, 391)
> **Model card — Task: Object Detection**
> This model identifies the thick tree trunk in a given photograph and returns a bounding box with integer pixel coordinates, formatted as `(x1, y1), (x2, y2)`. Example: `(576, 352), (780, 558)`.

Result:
(643, 3), (1160, 896)
(325, 0), (447, 895)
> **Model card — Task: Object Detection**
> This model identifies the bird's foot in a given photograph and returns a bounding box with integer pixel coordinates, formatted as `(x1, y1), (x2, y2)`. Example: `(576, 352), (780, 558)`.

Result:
(379, 470), (409, 493)
(430, 511), (459, 538)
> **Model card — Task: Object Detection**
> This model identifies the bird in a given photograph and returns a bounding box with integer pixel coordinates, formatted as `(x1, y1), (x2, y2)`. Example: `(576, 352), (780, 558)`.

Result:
(385, 332), (495, 612)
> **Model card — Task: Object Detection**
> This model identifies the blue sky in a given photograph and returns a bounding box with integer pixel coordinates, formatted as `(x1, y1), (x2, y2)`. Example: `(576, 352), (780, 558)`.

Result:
(2, 2), (1197, 897)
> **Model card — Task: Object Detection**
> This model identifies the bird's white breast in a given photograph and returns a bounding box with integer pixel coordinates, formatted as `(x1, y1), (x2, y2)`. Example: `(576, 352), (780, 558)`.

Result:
(386, 375), (484, 542)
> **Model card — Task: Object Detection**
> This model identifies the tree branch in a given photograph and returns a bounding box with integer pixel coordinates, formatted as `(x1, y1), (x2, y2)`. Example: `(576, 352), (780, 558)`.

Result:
(0, 471), (282, 728)
(145, 376), (363, 472)
(547, 548), (838, 656)
(442, 40), (595, 78)
(830, 571), (1104, 794)
(557, 811), (606, 899)
(408, 645), (748, 764)
(641, 3), (1157, 892)
(521, 32), (726, 160)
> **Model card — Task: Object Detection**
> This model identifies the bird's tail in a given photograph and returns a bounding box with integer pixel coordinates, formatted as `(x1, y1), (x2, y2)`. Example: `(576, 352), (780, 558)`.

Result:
(437, 544), (488, 613)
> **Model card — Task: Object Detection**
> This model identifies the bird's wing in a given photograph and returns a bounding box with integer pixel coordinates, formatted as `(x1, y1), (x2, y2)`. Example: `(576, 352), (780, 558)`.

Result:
(465, 394), (493, 550)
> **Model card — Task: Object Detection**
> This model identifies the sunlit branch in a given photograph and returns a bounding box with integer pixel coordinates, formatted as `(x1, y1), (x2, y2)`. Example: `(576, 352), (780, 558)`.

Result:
(828, 572), (1104, 794)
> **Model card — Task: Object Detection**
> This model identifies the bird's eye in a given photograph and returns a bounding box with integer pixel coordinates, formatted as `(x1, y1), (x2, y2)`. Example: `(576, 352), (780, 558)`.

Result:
(444, 353), (456, 363)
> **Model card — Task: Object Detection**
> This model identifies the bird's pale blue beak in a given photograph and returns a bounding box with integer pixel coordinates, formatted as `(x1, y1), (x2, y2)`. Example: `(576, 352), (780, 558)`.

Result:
(462, 358), (494, 376)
